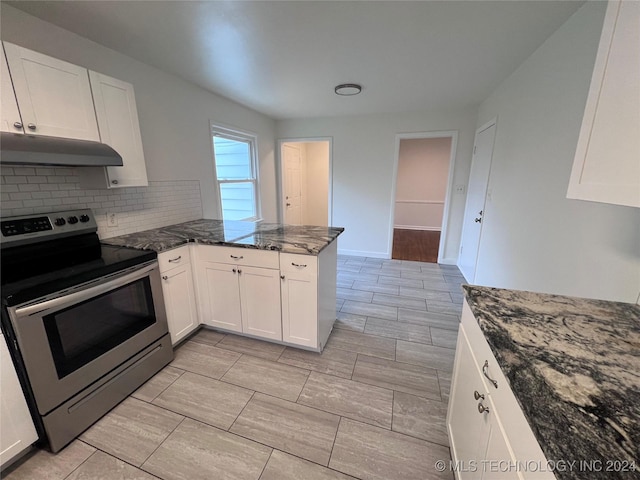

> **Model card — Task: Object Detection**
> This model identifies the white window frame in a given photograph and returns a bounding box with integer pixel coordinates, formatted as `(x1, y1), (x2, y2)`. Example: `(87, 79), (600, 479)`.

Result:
(211, 123), (261, 222)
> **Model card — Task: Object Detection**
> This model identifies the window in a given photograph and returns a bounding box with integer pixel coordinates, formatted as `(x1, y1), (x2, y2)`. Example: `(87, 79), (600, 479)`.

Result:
(212, 126), (260, 221)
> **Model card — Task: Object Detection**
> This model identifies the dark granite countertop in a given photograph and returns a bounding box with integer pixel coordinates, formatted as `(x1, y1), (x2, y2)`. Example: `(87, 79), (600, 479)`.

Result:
(463, 285), (640, 480)
(101, 219), (344, 255)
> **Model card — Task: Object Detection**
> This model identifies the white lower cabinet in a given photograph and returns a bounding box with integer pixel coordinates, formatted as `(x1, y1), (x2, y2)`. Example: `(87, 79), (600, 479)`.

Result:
(193, 242), (337, 351)
(447, 302), (555, 480)
(158, 246), (199, 345)
(200, 261), (243, 333)
(239, 266), (282, 341)
(280, 256), (318, 348)
(196, 247), (282, 341)
(1, 333), (38, 468)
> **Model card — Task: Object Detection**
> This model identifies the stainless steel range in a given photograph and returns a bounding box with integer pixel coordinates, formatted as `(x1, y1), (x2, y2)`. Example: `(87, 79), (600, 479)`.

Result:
(0, 209), (173, 452)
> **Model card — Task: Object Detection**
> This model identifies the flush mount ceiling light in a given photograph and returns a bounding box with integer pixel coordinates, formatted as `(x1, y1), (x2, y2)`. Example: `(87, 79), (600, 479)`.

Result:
(334, 83), (362, 96)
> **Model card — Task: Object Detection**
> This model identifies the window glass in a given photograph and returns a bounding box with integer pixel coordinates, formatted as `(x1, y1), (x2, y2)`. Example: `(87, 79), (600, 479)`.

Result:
(212, 127), (260, 221)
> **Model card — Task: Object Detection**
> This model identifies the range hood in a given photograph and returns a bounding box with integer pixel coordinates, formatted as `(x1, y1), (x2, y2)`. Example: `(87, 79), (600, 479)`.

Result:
(0, 132), (123, 167)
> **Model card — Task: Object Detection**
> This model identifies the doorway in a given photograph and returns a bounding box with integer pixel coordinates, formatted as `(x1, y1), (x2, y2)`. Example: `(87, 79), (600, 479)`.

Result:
(279, 139), (332, 226)
(390, 132), (458, 263)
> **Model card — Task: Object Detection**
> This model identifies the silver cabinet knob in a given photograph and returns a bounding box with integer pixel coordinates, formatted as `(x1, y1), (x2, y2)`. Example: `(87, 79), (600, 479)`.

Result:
(111, 179), (119, 185)
(478, 402), (490, 414)
(232, 268), (237, 274)
(473, 390), (485, 400)
(27, 123), (36, 130)
(237, 269), (242, 274)
(13, 121), (22, 129)
(162, 275), (168, 280)
(280, 275), (285, 280)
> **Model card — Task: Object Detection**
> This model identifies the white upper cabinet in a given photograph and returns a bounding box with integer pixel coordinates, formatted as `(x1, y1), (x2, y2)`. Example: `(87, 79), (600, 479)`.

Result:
(1, 45), (23, 134)
(567, 0), (640, 208)
(81, 72), (148, 188)
(3, 42), (100, 141)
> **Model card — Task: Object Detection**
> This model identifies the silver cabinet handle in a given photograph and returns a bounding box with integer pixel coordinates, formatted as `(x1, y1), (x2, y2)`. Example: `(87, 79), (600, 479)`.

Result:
(162, 275), (168, 280)
(111, 179), (119, 185)
(478, 402), (490, 414)
(230, 255), (244, 260)
(291, 262), (307, 267)
(483, 360), (498, 388)
(13, 121), (22, 129)
(473, 390), (484, 400)
(27, 123), (36, 130)
(168, 256), (182, 263)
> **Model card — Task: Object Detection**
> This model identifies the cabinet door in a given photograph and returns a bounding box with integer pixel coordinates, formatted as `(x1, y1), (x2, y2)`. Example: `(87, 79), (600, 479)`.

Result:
(161, 263), (199, 345)
(89, 71), (148, 188)
(200, 261), (242, 333)
(1, 334), (38, 467)
(567, 0), (640, 208)
(1, 46), (23, 134)
(447, 327), (490, 480)
(3, 42), (99, 141)
(480, 397), (520, 480)
(281, 269), (318, 348)
(239, 266), (282, 341)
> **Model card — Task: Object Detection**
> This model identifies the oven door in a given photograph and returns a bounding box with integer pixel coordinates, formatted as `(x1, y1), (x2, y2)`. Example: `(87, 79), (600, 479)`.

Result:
(7, 261), (168, 416)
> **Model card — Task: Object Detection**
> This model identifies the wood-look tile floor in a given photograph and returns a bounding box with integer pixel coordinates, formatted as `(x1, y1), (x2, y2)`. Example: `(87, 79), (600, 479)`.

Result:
(4, 256), (464, 480)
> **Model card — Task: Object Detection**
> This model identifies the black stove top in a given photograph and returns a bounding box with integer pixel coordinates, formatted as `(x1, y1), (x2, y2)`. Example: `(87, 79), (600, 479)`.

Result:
(2, 243), (156, 307)
(1, 209), (156, 307)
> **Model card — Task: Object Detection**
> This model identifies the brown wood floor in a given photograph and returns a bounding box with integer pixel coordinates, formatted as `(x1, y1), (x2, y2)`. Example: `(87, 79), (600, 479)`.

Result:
(392, 229), (441, 263)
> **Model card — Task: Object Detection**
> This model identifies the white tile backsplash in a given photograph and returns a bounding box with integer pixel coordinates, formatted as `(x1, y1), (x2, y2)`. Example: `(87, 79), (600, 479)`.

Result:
(0, 165), (203, 239)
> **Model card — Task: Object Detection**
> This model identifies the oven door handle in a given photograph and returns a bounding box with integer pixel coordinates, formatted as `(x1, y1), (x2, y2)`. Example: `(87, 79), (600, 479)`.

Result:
(13, 262), (159, 318)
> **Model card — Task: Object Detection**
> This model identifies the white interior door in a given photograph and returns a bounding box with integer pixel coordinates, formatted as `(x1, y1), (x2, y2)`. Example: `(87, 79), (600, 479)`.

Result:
(283, 144), (302, 224)
(458, 121), (496, 283)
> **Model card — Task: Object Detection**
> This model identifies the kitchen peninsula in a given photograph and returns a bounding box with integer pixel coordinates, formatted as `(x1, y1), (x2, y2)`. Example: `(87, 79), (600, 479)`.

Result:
(102, 219), (344, 351)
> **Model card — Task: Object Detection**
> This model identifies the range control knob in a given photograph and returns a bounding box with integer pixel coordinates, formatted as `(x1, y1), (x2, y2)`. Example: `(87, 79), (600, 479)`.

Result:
(79, 214), (90, 223)
(67, 216), (79, 224)
(54, 217), (66, 226)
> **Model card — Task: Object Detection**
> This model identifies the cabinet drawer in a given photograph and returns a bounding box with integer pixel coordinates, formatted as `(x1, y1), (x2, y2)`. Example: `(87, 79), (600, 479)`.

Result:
(198, 245), (279, 269)
(461, 301), (509, 396)
(280, 253), (318, 276)
(158, 245), (191, 273)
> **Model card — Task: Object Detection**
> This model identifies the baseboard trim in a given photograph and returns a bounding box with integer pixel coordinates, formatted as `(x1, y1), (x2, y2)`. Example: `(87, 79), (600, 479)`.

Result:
(338, 249), (389, 259)
(437, 257), (458, 266)
(394, 225), (442, 232)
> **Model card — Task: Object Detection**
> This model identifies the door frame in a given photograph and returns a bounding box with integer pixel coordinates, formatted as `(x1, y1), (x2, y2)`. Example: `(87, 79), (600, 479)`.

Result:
(388, 130), (459, 264)
(457, 117), (497, 282)
(277, 137), (333, 225)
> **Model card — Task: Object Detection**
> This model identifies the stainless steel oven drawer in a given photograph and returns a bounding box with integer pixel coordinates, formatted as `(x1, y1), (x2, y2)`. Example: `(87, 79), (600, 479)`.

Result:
(41, 333), (173, 453)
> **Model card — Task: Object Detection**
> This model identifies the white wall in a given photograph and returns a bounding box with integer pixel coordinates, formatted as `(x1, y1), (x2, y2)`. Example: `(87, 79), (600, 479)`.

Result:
(473, 1), (639, 303)
(277, 109), (477, 261)
(394, 137), (451, 231)
(1, 4), (279, 222)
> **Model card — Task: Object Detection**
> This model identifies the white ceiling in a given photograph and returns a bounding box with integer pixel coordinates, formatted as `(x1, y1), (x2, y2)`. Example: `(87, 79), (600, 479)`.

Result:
(7, 1), (584, 120)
